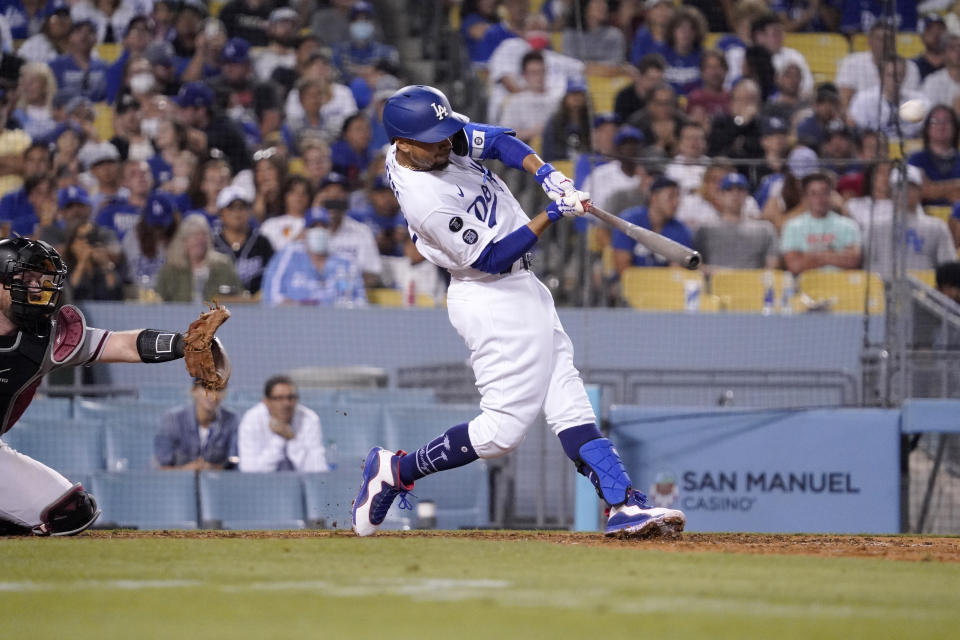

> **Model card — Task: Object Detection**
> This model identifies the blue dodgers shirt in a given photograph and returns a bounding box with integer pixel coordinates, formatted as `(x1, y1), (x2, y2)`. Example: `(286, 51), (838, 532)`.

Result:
(261, 243), (366, 307)
(610, 206), (694, 267)
(96, 197), (141, 240)
(49, 54), (109, 102)
(840, 0), (916, 33)
(908, 149), (960, 206)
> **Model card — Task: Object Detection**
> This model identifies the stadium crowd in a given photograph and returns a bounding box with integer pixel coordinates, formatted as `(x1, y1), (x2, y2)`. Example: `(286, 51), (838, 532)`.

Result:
(0, 0), (958, 309)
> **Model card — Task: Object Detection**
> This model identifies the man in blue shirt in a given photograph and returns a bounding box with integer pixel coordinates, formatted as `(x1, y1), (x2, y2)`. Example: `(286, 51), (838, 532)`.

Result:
(612, 175), (693, 273)
(629, 0), (674, 66)
(332, 1), (399, 81)
(841, 0), (916, 34)
(105, 15), (151, 104)
(48, 19), (108, 102)
(154, 380), (239, 470)
(349, 174), (406, 258)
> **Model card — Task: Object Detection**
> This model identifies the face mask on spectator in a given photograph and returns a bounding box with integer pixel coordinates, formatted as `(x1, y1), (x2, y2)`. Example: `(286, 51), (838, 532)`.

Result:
(305, 227), (329, 254)
(321, 198), (349, 212)
(130, 73), (155, 95)
(141, 117), (161, 139)
(350, 21), (374, 42)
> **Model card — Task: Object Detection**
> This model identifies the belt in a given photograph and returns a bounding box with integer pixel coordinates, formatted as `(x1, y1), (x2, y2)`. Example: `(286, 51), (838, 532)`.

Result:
(500, 252), (532, 275)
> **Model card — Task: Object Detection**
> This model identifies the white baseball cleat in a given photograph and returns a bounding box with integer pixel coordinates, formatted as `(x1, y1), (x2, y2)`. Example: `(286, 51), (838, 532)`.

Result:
(352, 447), (414, 537)
(605, 490), (686, 538)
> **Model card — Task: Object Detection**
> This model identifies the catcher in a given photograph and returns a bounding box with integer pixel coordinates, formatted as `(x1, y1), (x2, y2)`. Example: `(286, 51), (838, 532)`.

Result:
(0, 237), (230, 536)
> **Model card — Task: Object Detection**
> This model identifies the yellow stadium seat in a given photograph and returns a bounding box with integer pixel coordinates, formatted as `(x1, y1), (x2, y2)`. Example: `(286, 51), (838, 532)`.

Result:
(288, 157), (305, 176)
(925, 206), (952, 223)
(852, 32), (924, 59)
(367, 288), (436, 308)
(783, 33), (850, 84)
(96, 43), (122, 63)
(93, 103), (114, 141)
(550, 31), (563, 52)
(910, 269), (936, 288)
(887, 139), (922, 159)
(709, 269), (789, 313)
(550, 159), (573, 177)
(587, 75), (632, 114)
(796, 269), (885, 314)
(704, 32), (725, 51)
(621, 267), (717, 312)
(210, 0), (225, 17)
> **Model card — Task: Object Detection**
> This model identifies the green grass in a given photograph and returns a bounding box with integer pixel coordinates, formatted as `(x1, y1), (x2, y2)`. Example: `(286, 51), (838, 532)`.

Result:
(3, 533), (958, 639)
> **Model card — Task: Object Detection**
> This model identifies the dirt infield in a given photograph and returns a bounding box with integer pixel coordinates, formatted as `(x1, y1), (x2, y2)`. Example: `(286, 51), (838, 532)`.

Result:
(82, 529), (960, 562)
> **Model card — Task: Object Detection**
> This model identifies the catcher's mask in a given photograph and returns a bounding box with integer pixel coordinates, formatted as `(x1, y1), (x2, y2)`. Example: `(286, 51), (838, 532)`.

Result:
(0, 237), (67, 336)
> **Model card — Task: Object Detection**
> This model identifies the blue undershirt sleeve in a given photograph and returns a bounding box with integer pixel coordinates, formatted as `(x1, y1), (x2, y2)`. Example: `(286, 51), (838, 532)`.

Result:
(470, 225), (538, 274)
(486, 134), (537, 171)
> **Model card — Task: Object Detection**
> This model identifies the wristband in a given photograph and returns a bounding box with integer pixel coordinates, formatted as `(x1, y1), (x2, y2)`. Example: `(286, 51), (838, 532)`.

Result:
(535, 163), (557, 185)
(137, 330), (185, 363)
(546, 201), (563, 222)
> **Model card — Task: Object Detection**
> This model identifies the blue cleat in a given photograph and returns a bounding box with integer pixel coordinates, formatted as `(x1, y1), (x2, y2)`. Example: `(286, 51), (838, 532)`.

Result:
(605, 490), (686, 538)
(352, 447), (414, 537)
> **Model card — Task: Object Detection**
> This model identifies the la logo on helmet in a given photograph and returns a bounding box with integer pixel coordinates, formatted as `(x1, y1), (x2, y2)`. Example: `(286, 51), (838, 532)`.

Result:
(431, 102), (448, 120)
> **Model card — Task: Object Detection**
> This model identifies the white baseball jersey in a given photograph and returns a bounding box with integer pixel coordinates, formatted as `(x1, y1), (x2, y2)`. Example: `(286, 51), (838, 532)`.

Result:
(384, 146), (531, 281)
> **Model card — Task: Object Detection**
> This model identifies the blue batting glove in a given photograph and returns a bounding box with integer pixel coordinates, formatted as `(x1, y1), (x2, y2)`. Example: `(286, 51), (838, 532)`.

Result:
(546, 191), (590, 222)
(536, 163), (575, 202)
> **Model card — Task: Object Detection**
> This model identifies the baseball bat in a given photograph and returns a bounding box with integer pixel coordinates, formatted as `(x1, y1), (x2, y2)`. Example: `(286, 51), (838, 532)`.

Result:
(585, 203), (701, 270)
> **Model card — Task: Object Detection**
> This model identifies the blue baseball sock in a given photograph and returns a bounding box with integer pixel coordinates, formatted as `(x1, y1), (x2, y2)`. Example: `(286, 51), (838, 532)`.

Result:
(398, 423), (478, 486)
(557, 423), (603, 461)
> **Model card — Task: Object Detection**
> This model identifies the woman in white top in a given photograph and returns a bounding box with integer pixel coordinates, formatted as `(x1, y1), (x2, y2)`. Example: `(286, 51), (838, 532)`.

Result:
(13, 62), (57, 142)
(259, 175), (315, 251)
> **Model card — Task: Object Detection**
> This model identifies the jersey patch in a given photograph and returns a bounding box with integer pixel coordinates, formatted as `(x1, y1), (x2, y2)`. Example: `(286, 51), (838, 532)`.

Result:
(449, 217), (463, 232)
(462, 229), (478, 244)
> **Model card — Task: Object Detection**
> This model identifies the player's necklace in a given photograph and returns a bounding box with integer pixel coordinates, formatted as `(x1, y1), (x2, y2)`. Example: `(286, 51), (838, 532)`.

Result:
(395, 154), (423, 171)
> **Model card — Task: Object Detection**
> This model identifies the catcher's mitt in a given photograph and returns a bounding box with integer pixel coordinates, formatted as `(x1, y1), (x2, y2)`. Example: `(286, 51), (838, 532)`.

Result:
(184, 301), (231, 391)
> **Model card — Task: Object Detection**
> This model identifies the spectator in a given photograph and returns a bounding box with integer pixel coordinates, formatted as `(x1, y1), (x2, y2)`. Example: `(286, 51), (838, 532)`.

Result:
(708, 78), (763, 160)
(718, 0), (768, 90)
(763, 61), (807, 124)
(300, 139), (333, 189)
(28, 178), (62, 249)
(63, 219), (124, 301)
(283, 70), (359, 152)
(629, 0), (675, 66)
(175, 81), (251, 174)
(915, 14), (947, 80)
(695, 172), (779, 270)
(251, 150), (286, 222)
(750, 13), (814, 98)
(840, 0), (916, 34)
(186, 157), (231, 224)
(572, 113), (618, 187)
(12, 62), (57, 142)
(122, 192), (178, 294)
(213, 185), (274, 296)
(676, 162), (760, 232)
(847, 57), (928, 140)
(754, 115), (791, 187)
(4, 0), (45, 40)
(253, 7), (299, 84)
(350, 174), (405, 259)
(81, 142), (122, 215)
(460, 0), (523, 67)
(818, 121), (858, 177)
(155, 380), (239, 470)
(219, 0), (273, 47)
(498, 51), (563, 144)
(5, 174), (52, 238)
(561, 0), (625, 69)
(759, 144), (819, 232)
(72, 0), (138, 45)
(314, 172), (383, 289)
(178, 7), (226, 83)
(0, 144), (52, 233)
(935, 262), (960, 304)
(685, 50), (730, 128)
(742, 43), (776, 101)
(613, 175), (692, 272)
(105, 15), (152, 103)
(143, 40), (181, 97)
(97, 158), (153, 240)
(331, 1), (399, 82)
(665, 122), (708, 196)
(845, 160), (893, 233)
(781, 172), (862, 276)
(908, 104), (960, 206)
(146, 116), (183, 188)
(311, 0), (380, 48)
(866, 165), (955, 279)
(18, 0), (70, 63)
(154, 213), (244, 302)
(921, 34), (960, 111)
(627, 83), (683, 153)
(49, 19), (108, 102)
(835, 21), (921, 110)
(796, 83), (843, 149)
(261, 210), (366, 307)
(238, 375), (328, 472)
(210, 37), (283, 149)
(613, 53), (665, 125)
(331, 113), (374, 187)
(771, 0), (839, 33)
(260, 175), (314, 252)
(582, 125), (644, 212)
(661, 6), (706, 96)
(110, 93), (151, 162)
(541, 80), (593, 162)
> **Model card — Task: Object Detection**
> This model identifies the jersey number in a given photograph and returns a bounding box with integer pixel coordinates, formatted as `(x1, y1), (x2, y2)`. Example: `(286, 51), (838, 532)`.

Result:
(467, 184), (498, 229)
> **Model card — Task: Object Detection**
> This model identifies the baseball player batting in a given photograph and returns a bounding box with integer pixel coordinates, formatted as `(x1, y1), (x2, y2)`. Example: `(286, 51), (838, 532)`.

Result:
(0, 238), (229, 536)
(352, 85), (686, 538)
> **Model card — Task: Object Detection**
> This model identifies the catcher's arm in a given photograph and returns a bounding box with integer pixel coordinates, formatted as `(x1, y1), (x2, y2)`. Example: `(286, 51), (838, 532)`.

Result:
(98, 329), (184, 364)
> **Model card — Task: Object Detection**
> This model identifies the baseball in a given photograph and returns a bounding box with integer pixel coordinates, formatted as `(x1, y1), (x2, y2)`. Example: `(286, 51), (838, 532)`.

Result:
(899, 99), (928, 123)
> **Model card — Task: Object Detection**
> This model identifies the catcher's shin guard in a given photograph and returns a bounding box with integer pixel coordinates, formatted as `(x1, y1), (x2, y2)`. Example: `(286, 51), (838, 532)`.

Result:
(34, 483), (101, 536)
(575, 438), (632, 507)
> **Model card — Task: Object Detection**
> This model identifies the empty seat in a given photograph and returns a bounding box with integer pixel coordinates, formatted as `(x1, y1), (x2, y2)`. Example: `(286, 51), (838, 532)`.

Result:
(586, 75), (632, 113)
(104, 423), (157, 471)
(198, 471), (305, 529)
(19, 396), (72, 420)
(3, 420), (104, 472)
(90, 471), (198, 529)
(797, 269), (885, 314)
(339, 388), (436, 405)
(314, 403), (386, 466)
(783, 33), (849, 83)
(621, 267), (718, 311)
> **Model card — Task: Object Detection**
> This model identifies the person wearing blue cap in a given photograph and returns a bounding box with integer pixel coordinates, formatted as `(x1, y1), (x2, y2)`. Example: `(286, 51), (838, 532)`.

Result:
(331, 1), (399, 81)
(693, 173), (779, 270)
(612, 175), (693, 272)
(97, 159), (154, 242)
(582, 125), (646, 213)
(349, 174), (406, 259)
(120, 192), (180, 293)
(48, 19), (109, 102)
(175, 81), (252, 173)
(541, 77), (592, 162)
(18, 0), (71, 64)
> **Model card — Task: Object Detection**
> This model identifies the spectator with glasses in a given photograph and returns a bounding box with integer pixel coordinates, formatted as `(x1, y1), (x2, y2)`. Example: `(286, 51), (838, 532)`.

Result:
(238, 375), (329, 472)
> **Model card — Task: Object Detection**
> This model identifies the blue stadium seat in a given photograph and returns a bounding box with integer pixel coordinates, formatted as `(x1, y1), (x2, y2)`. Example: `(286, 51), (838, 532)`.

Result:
(383, 404), (478, 450)
(313, 403), (386, 466)
(104, 423), (157, 471)
(3, 420), (104, 472)
(19, 396), (72, 420)
(339, 388), (436, 405)
(136, 386), (191, 404)
(301, 469), (361, 529)
(74, 399), (174, 426)
(198, 471), (306, 529)
(90, 471), (199, 529)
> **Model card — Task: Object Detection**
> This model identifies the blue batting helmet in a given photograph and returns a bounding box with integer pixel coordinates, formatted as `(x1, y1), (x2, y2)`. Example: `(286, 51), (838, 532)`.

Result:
(382, 85), (468, 143)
